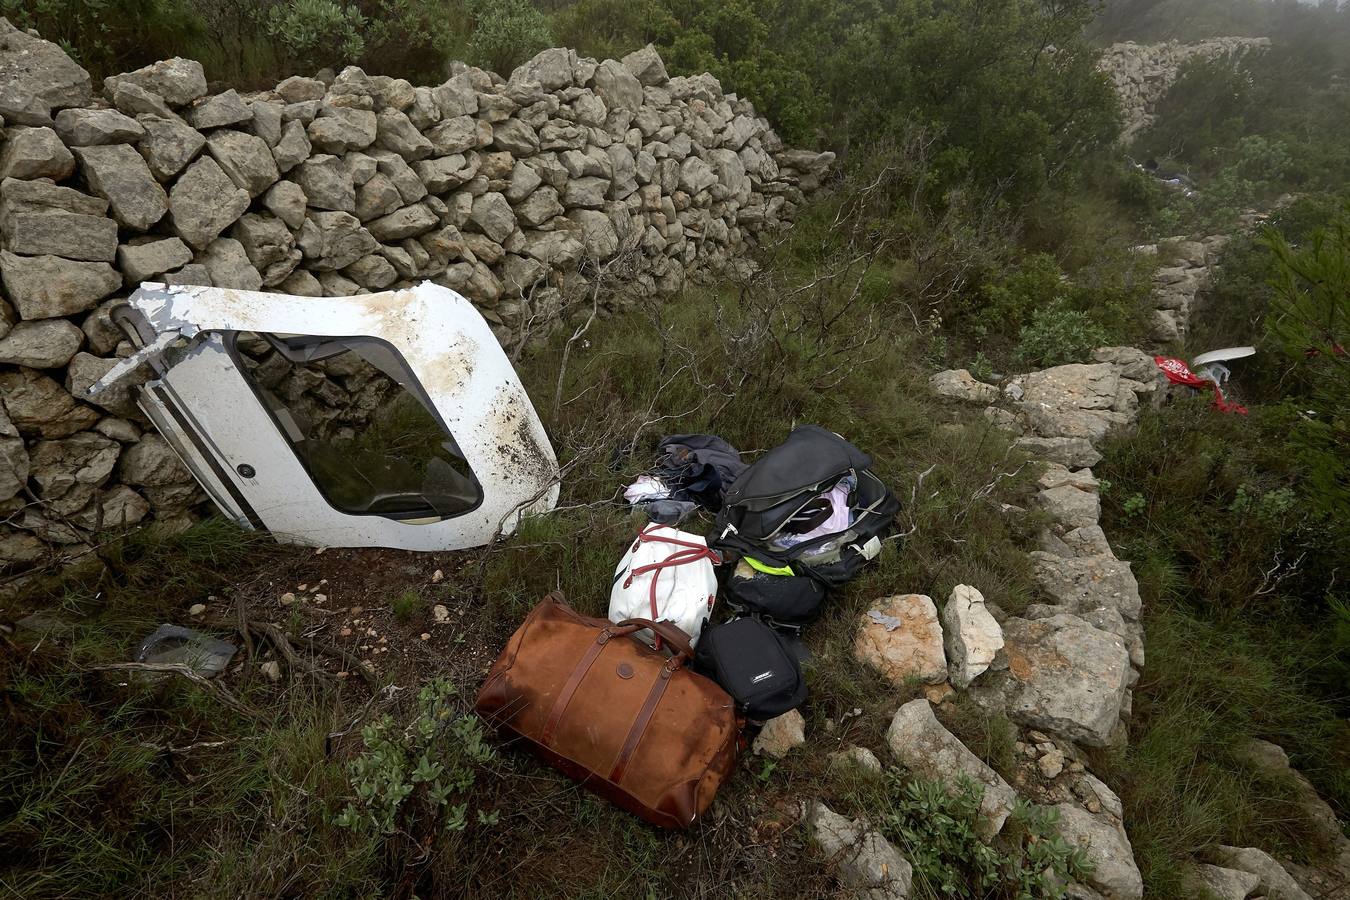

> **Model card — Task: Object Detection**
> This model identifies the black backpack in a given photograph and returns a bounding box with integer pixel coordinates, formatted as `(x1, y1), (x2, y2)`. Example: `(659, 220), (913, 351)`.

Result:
(694, 617), (807, 721)
(710, 426), (900, 586)
(725, 558), (828, 628)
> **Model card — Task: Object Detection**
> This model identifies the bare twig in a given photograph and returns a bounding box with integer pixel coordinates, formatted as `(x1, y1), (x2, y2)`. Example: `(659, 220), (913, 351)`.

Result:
(87, 661), (263, 719)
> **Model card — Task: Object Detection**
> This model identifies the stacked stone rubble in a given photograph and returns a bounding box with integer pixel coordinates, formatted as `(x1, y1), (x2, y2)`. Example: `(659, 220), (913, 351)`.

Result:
(0, 20), (831, 573)
(1098, 38), (1271, 143)
(926, 347), (1167, 899)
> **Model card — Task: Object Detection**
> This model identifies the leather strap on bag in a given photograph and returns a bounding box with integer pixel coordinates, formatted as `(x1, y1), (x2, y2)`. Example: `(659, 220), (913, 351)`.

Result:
(624, 526), (721, 651)
(613, 617), (695, 660)
(541, 629), (613, 747)
(609, 658), (677, 784)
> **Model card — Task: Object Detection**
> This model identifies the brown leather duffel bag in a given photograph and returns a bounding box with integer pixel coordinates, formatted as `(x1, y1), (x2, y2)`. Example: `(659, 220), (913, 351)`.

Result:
(475, 593), (741, 829)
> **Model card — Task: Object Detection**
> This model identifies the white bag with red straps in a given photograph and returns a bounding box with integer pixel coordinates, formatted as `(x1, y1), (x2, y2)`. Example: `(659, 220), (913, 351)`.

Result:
(608, 524), (721, 648)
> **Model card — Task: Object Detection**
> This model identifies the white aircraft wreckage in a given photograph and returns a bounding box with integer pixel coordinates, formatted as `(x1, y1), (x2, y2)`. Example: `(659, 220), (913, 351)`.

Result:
(86, 282), (560, 551)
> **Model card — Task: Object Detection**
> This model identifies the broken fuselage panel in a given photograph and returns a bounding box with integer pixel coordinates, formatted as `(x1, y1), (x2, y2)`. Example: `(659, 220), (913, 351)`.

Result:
(89, 282), (560, 551)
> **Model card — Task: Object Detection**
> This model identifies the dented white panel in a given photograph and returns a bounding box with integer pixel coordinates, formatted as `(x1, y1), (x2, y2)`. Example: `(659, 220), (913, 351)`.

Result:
(96, 282), (560, 551)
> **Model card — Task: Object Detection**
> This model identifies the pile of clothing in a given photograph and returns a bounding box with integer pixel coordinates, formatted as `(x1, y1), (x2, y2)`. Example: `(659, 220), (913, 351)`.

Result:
(476, 425), (900, 829)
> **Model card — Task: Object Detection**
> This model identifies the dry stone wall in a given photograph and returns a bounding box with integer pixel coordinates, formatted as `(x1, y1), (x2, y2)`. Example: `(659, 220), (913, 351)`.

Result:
(1099, 37), (1271, 142)
(0, 18), (831, 575)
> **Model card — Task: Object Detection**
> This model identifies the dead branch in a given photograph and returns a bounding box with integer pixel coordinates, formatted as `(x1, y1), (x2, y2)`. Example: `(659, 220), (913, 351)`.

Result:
(86, 661), (262, 719)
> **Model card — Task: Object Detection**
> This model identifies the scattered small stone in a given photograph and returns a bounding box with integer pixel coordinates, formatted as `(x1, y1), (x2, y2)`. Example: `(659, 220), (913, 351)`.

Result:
(753, 709), (806, 759)
(431, 569), (443, 583)
(336, 671), (349, 679)
(1038, 749), (1066, 779)
(420, 632), (431, 641)
(923, 682), (956, 705)
(433, 604), (450, 623)
(298, 583), (309, 591)
(313, 593), (327, 604)
(260, 660), (282, 682)
(187, 603), (207, 616)
(338, 626), (353, 637)
(279, 592), (297, 605)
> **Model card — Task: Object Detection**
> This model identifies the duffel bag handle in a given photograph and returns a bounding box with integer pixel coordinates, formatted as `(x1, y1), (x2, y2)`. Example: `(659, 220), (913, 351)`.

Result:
(614, 617), (696, 661)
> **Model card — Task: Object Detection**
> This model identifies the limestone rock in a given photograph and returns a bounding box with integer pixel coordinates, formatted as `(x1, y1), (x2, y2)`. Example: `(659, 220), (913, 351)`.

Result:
(27, 430), (121, 515)
(0, 126), (74, 180)
(0, 19), (92, 119)
(568, 208), (620, 259)
(1030, 552), (1142, 621)
(522, 230), (584, 267)
(1191, 864), (1260, 900)
(513, 49), (574, 92)
(186, 89), (252, 129)
(71, 484), (150, 531)
(295, 211), (379, 271)
(1000, 614), (1130, 747)
(375, 108), (433, 160)
(492, 119), (539, 155)
(117, 433), (191, 486)
(295, 154), (356, 212)
(0, 251), (121, 319)
(207, 129), (280, 198)
(232, 214), (299, 285)
(0, 319), (83, 367)
(1036, 481), (1101, 531)
(272, 119), (312, 173)
(828, 746), (883, 773)
(753, 709), (805, 758)
(54, 108), (143, 145)
(942, 585), (1004, 689)
(592, 59), (644, 111)
(469, 192), (517, 243)
(515, 186), (564, 227)
(106, 81), (175, 119)
(115, 237), (190, 287)
(0, 367), (100, 438)
(368, 204), (438, 242)
(0, 187), (118, 262)
(74, 143), (168, 230)
(930, 369), (999, 404)
(0, 403), (28, 501)
(803, 801), (913, 900)
(308, 106), (377, 154)
(199, 237), (262, 291)
(277, 76), (325, 104)
(251, 100), (283, 146)
(621, 45), (669, 86)
(104, 57), (207, 107)
(426, 115), (482, 155)
(1206, 846), (1312, 900)
(65, 351), (144, 417)
(168, 156), (251, 249)
(885, 699), (1017, 838)
(1014, 436), (1102, 469)
(263, 180), (308, 229)
(135, 114), (206, 181)
(1056, 803), (1143, 900)
(855, 594), (947, 685)
(344, 253), (396, 289)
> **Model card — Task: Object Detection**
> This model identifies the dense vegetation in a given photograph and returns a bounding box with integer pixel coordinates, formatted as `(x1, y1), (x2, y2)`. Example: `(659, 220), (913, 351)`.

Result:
(1, 0), (1347, 896)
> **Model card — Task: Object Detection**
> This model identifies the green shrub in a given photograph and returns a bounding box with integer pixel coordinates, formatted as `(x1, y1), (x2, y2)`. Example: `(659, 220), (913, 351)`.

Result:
(1015, 301), (1110, 367)
(879, 774), (1093, 899)
(267, 0), (367, 69)
(465, 0), (553, 75)
(334, 676), (495, 836)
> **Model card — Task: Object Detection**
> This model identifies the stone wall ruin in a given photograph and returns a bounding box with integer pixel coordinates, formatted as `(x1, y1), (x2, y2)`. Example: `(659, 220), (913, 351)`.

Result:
(0, 19), (832, 576)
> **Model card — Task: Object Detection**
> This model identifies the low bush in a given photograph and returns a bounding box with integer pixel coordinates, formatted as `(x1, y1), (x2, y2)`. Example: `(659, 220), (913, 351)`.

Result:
(335, 676), (496, 836)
